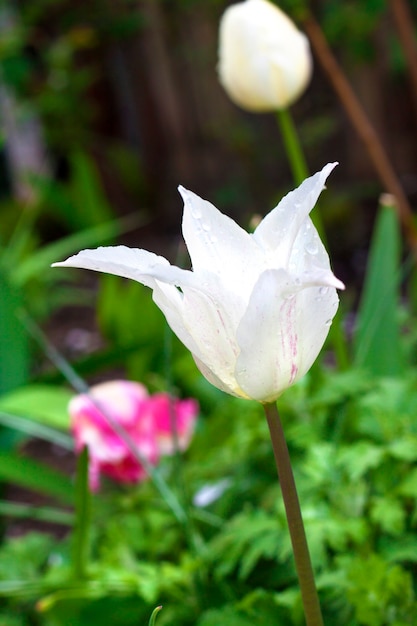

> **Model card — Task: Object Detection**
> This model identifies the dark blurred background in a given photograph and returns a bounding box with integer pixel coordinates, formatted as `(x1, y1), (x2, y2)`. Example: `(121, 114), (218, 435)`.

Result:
(2, 0), (417, 286)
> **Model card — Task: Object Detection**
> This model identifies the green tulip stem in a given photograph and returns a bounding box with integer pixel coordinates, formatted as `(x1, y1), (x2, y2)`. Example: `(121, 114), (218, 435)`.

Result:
(264, 402), (324, 626)
(276, 107), (309, 186)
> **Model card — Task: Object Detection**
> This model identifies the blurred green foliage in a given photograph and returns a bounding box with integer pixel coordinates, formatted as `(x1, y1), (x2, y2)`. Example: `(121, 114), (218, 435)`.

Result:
(0, 188), (417, 623)
(0, 165), (140, 395)
(2, 363), (417, 624)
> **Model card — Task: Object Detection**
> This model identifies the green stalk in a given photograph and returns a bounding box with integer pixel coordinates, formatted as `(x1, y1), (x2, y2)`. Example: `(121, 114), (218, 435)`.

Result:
(264, 402), (323, 626)
(276, 107), (326, 242)
(71, 446), (91, 581)
(148, 606), (163, 626)
(0, 500), (73, 525)
(276, 108), (309, 185)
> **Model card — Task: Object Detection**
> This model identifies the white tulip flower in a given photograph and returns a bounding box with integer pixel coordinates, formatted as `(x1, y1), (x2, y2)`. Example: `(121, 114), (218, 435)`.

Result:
(53, 164), (344, 403)
(218, 0), (312, 112)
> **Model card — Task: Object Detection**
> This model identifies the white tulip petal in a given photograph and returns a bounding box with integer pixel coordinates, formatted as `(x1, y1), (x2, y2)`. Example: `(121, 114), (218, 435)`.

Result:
(288, 217), (345, 290)
(152, 283), (204, 361)
(157, 267), (246, 337)
(235, 269), (299, 401)
(53, 245), (201, 291)
(299, 268), (345, 291)
(288, 215), (328, 275)
(294, 283), (340, 375)
(179, 286), (240, 386)
(235, 268), (339, 401)
(179, 186), (264, 294)
(253, 163), (337, 265)
(153, 276), (242, 393)
(193, 356), (248, 399)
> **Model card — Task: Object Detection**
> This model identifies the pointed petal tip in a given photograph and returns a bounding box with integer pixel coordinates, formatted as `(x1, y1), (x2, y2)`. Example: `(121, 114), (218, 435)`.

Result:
(321, 161), (338, 178)
(51, 257), (75, 268)
(178, 184), (190, 200)
(323, 272), (345, 291)
(335, 277), (345, 290)
(178, 185), (199, 210)
(51, 248), (101, 269)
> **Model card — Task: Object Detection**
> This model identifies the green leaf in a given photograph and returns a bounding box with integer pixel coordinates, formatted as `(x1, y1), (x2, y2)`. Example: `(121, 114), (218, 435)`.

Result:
(209, 509), (286, 580)
(0, 532), (54, 581)
(396, 467), (417, 498)
(379, 534), (417, 563)
(0, 273), (30, 393)
(337, 441), (385, 481)
(388, 436), (417, 462)
(29, 151), (115, 231)
(0, 412), (73, 449)
(345, 554), (416, 625)
(0, 452), (73, 503)
(370, 496), (405, 535)
(0, 384), (73, 430)
(197, 605), (257, 626)
(69, 150), (113, 227)
(354, 199), (403, 375)
(71, 447), (92, 580)
(148, 606), (163, 626)
(0, 500), (73, 525)
(14, 213), (141, 286)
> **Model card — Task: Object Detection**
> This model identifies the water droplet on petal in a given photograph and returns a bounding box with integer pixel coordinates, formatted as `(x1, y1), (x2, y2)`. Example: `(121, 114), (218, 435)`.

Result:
(202, 222), (211, 232)
(325, 319), (332, 326)
(284, 292), (296, 300)
(306, 241), (318, 255)
(190, 203), (202, 219)
(319, 286), (329, 295)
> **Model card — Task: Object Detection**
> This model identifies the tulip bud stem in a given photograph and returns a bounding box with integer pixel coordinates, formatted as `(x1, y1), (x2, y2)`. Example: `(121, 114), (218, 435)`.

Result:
(276, 108), (326, 243)
(276, 107), (309, 186)
(264, 402), (324, 626)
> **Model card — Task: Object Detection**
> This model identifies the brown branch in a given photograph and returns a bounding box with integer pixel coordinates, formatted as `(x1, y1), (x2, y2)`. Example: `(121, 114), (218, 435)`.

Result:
(303, 13), (417, 249)
(389, 0), (417, 120)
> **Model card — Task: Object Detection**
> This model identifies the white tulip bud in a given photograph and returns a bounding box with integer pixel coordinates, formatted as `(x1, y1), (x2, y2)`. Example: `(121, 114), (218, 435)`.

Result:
(218, 0), (312, 112)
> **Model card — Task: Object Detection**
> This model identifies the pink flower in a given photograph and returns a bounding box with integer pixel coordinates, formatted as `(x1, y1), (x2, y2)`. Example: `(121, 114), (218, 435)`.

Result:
(69, 380), (198, 491)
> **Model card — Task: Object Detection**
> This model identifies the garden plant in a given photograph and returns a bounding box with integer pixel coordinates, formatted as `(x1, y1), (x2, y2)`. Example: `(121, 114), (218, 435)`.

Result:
(0, 1), (417, 625)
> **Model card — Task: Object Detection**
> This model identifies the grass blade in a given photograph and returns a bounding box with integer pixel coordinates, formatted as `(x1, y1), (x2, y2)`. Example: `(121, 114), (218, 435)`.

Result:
(0, 452), (73, 503)
(354, 194), (403, 375)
